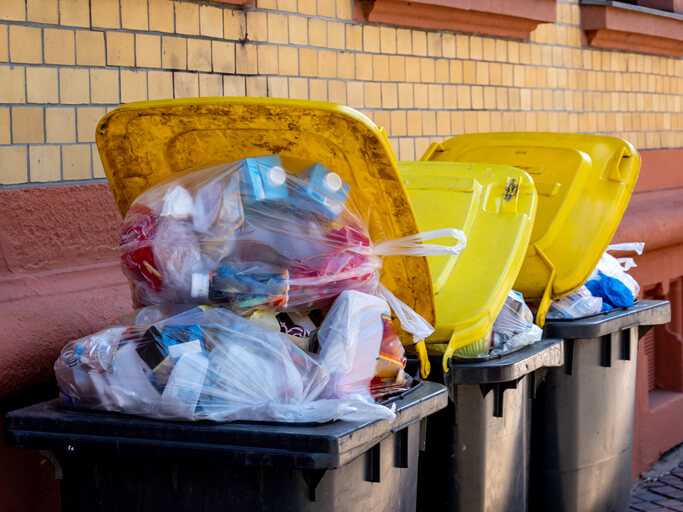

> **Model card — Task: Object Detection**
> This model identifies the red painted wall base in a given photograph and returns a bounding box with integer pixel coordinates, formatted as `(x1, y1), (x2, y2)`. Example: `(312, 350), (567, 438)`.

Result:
(614, 148), (683, 480)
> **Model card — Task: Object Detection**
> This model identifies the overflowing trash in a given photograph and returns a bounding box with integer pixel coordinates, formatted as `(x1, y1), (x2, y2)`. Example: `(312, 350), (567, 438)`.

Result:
(546, 243), (643, 319)
(490, 291), (543, 355)
(451, 290), (543, 358)
(56, 155), (468, 423)
(585, 243), (643, 311)
(55, 296), (412, 423)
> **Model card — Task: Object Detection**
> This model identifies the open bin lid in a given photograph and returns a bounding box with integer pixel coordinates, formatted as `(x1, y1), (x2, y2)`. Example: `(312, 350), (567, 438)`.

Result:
(398, 161), (537, 371)
(95, 97), (435, 328)
(421, 133), (640, 325)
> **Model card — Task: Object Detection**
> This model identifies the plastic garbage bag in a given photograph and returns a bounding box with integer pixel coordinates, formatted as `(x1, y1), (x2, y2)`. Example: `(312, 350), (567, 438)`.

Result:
(585, 243), (643, 309)
(546, 286), (603, 320)
(119, 155), (467, 378)
(317, 290), (412, 401)
(55, 306), (396, 423)
(585, 273), (632, 310)
(120, 155), (376, 312)
(490, 291), (542, 354)
(121, 155), (466, 316)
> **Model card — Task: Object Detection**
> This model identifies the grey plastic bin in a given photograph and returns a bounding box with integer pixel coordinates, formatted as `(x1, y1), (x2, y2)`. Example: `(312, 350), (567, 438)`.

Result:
(530, 299), (671, 512)
(5, 381), (447, 512)
(412, 337), (564, 512)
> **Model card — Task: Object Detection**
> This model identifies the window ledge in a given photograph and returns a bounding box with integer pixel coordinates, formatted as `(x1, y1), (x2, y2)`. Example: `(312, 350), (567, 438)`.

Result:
(353, 0), (556, 40)
(581, 1), (683, 56)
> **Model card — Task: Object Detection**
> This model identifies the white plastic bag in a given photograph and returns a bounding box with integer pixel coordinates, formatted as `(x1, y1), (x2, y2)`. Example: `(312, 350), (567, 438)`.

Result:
(491, 291), (542, 354)
(588, 243), (643, 300)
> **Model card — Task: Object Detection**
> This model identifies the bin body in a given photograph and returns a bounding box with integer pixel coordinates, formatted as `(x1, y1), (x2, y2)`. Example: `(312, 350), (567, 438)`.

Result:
(530, 300), (671, 512)
(5, 382), (447, 512)
(414, 338), (564, 512)
(56, 429), (417, 512)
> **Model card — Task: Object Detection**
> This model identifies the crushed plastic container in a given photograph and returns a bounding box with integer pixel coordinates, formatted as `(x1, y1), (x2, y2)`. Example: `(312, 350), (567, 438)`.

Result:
(4, 381), (447, 512)
(421, 133), (640, 325)
(408, 338), (564, 511)
(531, 300), (670, 512)
(398, 161), (537, 370)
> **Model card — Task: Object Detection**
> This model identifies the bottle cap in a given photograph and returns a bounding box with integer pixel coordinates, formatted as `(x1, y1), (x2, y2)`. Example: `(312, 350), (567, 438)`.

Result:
(324, 172), (343, 192)
(268, 166), (287, 187)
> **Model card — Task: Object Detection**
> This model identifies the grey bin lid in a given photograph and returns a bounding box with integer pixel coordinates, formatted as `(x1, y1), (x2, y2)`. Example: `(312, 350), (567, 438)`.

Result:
(446, 337), (565, 386)
(543, 299), (670, 339)
(4, 381), (447, 471)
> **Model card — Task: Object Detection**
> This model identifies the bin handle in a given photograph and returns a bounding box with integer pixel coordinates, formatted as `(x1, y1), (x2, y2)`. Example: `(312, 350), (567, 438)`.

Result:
(534, 244), (557, 327)
(420, 142), (445, 161)
(608, 147), (634, 182)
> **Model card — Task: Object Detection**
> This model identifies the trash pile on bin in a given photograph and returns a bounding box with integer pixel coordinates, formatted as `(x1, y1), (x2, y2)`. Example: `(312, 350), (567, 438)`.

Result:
(451, 289), (543, 358)
(55, 155), (466, 423)
(546, 243), (643, 319)
(456, 243), (645, 358)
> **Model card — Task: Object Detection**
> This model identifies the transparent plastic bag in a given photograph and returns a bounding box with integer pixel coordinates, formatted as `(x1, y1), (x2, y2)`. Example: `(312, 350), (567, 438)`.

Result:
(490, 291), (542, 355)
(121, 156), (380, 313)
(55, 306), (395, 423)
(120, 155), (466, 348)
(546, 286), (603, 320)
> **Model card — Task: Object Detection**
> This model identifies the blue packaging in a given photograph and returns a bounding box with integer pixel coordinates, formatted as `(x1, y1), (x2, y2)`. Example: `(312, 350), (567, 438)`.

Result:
(240, 155), (289, 203)
(159, 325), (205, 361)
(585, 271), (634, 309)
(297, 163), (350, 219)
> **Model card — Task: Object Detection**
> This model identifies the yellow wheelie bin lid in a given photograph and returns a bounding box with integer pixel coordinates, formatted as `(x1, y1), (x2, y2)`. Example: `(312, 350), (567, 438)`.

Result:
(398, 161), (537, 372)
(421, 133), (640, 325)
(95, 97), (437, 371)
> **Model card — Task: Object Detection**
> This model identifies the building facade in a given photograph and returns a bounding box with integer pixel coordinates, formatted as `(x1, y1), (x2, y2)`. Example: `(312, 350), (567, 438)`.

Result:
(0, 0), (681, 508)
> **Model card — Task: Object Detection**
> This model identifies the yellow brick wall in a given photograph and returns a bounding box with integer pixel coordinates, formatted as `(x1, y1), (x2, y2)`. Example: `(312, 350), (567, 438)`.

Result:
(0, 0), (681, 185)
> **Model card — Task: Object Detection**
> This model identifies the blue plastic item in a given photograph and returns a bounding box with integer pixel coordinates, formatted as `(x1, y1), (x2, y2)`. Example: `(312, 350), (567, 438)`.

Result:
(585, 271), (634, 309)
(160, 325), (205, 360)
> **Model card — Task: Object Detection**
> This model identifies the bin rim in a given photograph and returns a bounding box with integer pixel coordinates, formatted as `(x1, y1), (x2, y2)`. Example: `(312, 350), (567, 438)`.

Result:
(543, 299), (670, 339)
(4, 381), (447, 470)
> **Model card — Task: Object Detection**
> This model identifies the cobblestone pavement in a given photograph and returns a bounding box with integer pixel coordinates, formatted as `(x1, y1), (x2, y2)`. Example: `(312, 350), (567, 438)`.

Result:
(631, 454), (683, 511)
